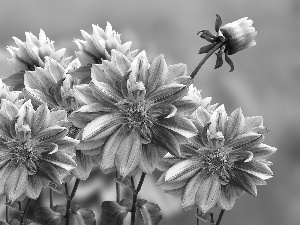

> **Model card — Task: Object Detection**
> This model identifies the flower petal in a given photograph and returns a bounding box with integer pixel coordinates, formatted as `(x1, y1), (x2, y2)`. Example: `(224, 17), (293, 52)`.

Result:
(6, 164), (28, 202)
(147, 83), (187, 105)
(101, 125), (128, 172)
(227, 133), (264, 151)
(152, 126), (181, 157)
(0, 162), (13, 194)
(36, 160), (69, 185)
(34, 126), (68, 143)
(72, 150), (93, 180)
(111, 49), (131, 75)
(73, 84), (99, 105)
(139, 144), (158, 174)
(165, 159), (203, 182)
(147, 54), (167, 93)
(163, 63), (187, 85)
(32, 103), (51, 136)
(218, 184), (236, 210)
(157, 171), (186, 194)
(225, 108), (245, 142)
(196, 172), (221, 213)
(234, 160), (273, 180)
(89, 79), (123, 105)
(182, 171), (204, 210)
(250, 144), (277, 161)
(41, 151), (76, 171)
(26, 175), (42, 199)
(116, 128), (142, 177)
(55, 136), (80, 151)
(158, 116), (197, 138)
(82, 113), (124, 140)
(209, 105), (227, 134)
(23, 87), (57, 109)
(230, 169), (257, 197)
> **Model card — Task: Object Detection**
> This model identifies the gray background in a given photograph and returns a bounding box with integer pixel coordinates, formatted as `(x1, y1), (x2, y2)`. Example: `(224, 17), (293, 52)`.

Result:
(0, 0), (299, 224)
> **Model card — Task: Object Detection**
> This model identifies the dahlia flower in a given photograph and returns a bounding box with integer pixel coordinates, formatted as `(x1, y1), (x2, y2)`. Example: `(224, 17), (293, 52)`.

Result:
(198, 15), (257, 72)
(70, 50), (199, 177)
(70, 22), (138, 83)
(157, 105), (276, 213)
(0, 100), (78, 202)
(4, 29), (72, 91)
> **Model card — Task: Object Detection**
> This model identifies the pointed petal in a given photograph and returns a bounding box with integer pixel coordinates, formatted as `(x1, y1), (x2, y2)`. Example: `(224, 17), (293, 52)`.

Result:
(72, 150), (93, 180)
(0, 162), (13, 194)
(225, 108), (245, 142)
(230, 169), (257, 197)
(218, 184), (236, 210)
(173, 96), (201, 116)
(6, 164), (28, 202)
(55, 137), (80, 151)
(32, 103), (51, 135)
(152, 126), (181, 157)
(26, 175), (42, 199)
(49, 110), (67, 126)
(215, 14), (223, 32)
(250, 144), (277, 161)
(89, 79), (123, 104)
(158, 116), (197, 138)
(182, 171), (204, 210)
(36, 160), (69, 185)
(165, 159), (203, 182)
(41, 151), (76, 171)
(23, 87), (57, 109)
(34, 126), (68, 143)
(227, 133), (264, 151)
(116, 129), (142, 177)
(82, 113), (124, 140)
(101, 125), (127, 172)
(3, 72), (25, 91)
(129, 51), (149, 86)
(111, 49), (131, 75)
(225, 51), (234, 73)
(73, 84), (99, 105)
(69, 65), (92, 79)
(196, 172), (221, 213)
(139, 144), (158, 174)
(234, 160), (273, 180)
(209, 105), (227, 135)
(157, 171), (186, 194)
(147, 83), (187, 105)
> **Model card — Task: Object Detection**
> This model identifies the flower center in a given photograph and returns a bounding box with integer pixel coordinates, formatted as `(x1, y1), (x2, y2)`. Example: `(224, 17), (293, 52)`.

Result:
(123, 101), (153, 129)
(7, 140), (39, 174)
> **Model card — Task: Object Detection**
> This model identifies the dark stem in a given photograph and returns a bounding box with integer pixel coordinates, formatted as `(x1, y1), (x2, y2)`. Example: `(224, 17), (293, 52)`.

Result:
(196, 208), (200, 225)
(6, 196), (9, 223)
(65, 179), (81, 225)
(50, 189), (54, 209)
(130, 173), (146, 225)
(20, 198), (31, 225)
(210, 212), (214, 224)
(190, 41), (224, 79)
(116, 170), (121, 203)
(216, 209), (225, 225)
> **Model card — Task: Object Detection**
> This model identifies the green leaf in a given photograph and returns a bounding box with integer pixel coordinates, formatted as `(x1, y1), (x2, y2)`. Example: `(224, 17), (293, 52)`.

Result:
(101, 201), (130, 225)
(34, 206), (65, 225)
(137, 200), (162, 225)
(71, 206), (96, 225)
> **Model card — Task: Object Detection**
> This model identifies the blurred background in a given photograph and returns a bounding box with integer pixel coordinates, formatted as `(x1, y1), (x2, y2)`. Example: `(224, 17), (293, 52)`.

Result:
(0, 0), (299, 224)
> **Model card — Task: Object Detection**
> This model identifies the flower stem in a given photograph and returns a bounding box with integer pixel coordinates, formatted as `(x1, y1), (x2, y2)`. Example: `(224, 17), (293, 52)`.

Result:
(20, 198), (31, 225)
(196, 208), (200, 225)
(216, 209), (225, 225)
(210, 212), (214, 224)
(65, 179), (81, 225)
(130, 172), (146, 225)
(190, 42), (224, 79)
(50, 189), (54, 209)
(116, 170), (121, 203)
(6, 196), (9, 223)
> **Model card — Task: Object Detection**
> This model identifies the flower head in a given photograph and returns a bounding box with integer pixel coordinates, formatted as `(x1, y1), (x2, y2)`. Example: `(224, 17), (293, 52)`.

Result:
(0, 78), (21, 105)
(23, 57), (80, 113)
(4, 29), (72, 90)
(0, 100), (78, 202)
(70, 22), (138, 84)
(157, 105), (276, 213)
(198, 15), (257, 72)
(70, 50), (199, 177)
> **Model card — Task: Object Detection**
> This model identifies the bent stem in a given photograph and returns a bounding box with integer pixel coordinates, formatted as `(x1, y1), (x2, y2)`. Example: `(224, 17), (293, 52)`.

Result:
(116, 170), (121, 203)
(20, 198), (32, 224)
(216, 209), (225, 225)
(196, 208), (200, 225)
(65, 178), (81, 225)
(131, 172), (146, 225)
(190, 41), (224, 79)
